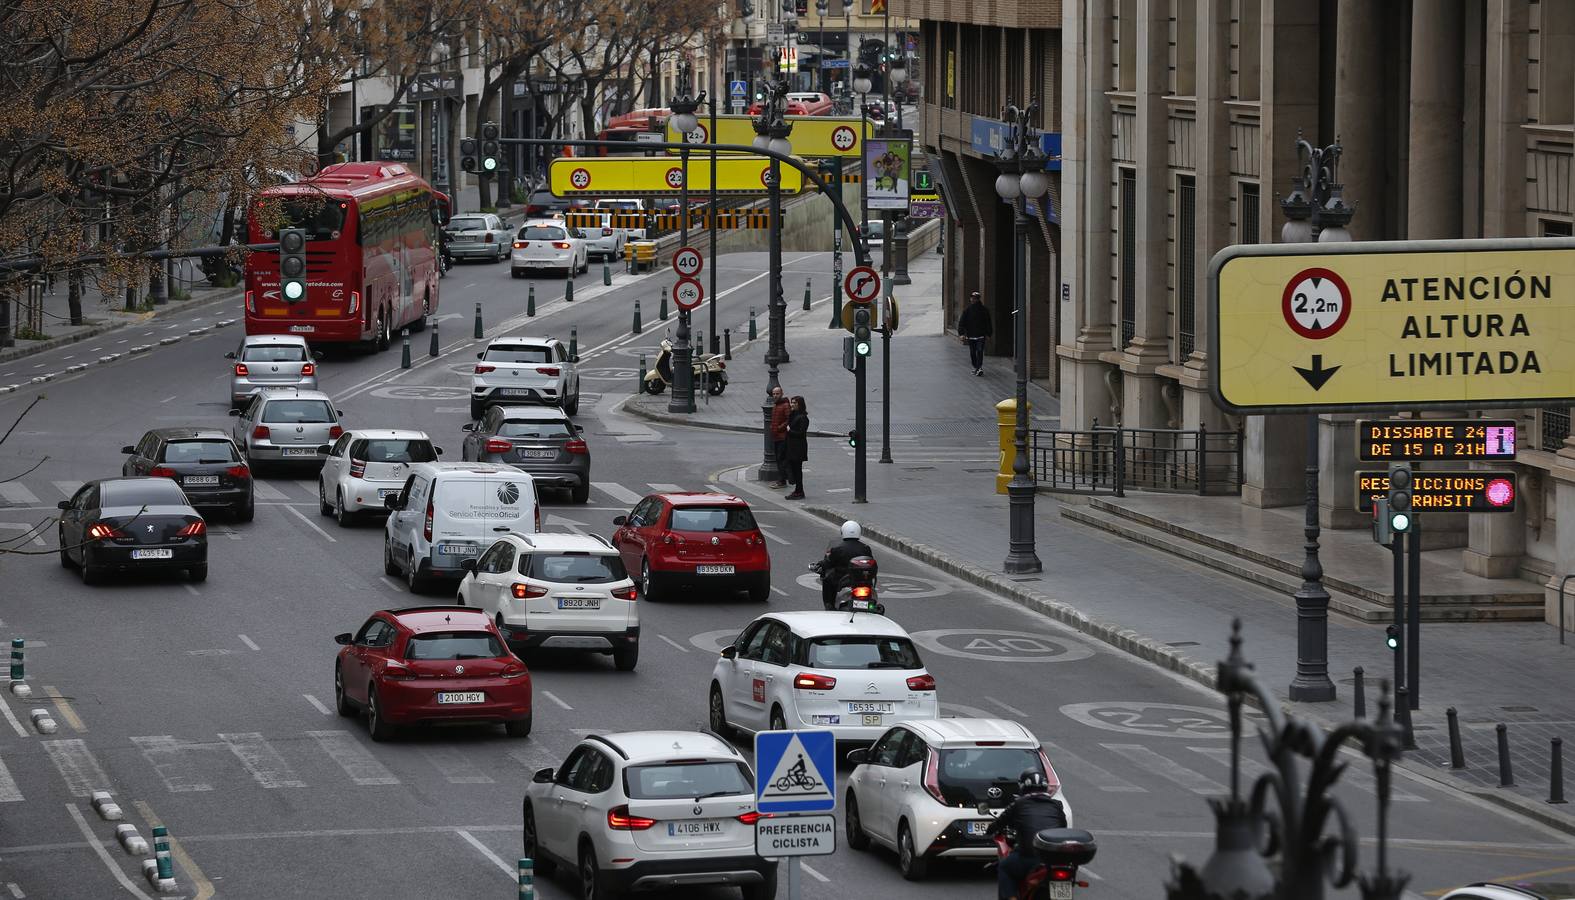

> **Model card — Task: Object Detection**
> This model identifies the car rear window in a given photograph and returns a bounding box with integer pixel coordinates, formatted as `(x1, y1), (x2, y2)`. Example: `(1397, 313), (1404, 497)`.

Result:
(669, 506), (757, 532)
(353, 439), (436, 463)
(498, 420), (572, 439)
(803, 636), (922, 670)
(450, 217), (488, 231)
(405, 631), (505, 660)
(260, 399), (335, 423)
(521, 553), (627, 582)
(162, 440), (239, 464)
(483, 345), (553, 364)
(623, 761), (753, 800)
(519, 225), (566, 240)
(241, 345), (308, 362)
(101, 480), (189, 507)
(933, 747), (1053, 808)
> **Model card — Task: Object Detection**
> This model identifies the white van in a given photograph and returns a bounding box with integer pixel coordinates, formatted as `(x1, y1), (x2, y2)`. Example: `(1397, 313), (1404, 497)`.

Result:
(383, 462), (541, 591)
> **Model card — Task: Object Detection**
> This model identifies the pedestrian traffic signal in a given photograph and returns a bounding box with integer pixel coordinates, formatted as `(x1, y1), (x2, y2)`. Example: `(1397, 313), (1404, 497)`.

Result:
(1385, 625), (1399, 650)
(277, 227), (307, 303)
(846, 429), (860, 448)
(1372, 497), (1393, 546)
(842, 336), (856, 373)
(1387, 462), (1413, 533)
(460, 137), (479, 173)
(853, 307), (872, 356)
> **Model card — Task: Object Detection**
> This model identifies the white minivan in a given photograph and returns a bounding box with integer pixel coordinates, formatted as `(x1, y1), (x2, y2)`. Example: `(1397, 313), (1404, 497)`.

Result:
(383, 462), (541, 592)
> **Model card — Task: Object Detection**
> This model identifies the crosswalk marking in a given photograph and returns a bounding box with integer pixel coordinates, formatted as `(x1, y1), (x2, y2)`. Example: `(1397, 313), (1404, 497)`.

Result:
(421, 747), (495, 784)
(251, 481), (289, 500)
(1187, 746), (1271, 787)
(1332, 755), (1426, 802)
(594, 482), (642, 505)
(131, 735), (214, 793)
(1041, 741), (1146, 793)
(0, 483), (39, 505)
(546, 515), (589, 535)
(508, 746), (561, 775)
(42, 738), (110, 797)
(647, 483), (684, 492)
(307, 731), (400, 786)
(50, 481), (81, 499)
(1188, 746), (1426, 802)
(1101, 744), (1227, 795)
(0, 753), (22, 801)
(219, 732), (306, 788)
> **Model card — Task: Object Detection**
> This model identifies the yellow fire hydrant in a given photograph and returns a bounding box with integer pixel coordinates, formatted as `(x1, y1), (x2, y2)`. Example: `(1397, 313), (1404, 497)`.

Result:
(996, 398), (1028, 494)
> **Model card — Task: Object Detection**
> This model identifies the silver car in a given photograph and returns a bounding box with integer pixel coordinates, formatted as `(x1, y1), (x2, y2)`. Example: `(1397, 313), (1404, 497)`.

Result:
(444, 213), (511, 262)
(229, 388), (342, 468)
(460, 405), (591, 503)
(470, 336), (581, 418)
(226, 335), (321, 409)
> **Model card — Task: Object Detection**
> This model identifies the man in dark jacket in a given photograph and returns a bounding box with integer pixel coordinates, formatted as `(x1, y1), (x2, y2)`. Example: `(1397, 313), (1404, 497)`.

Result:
(987, 771), (1068, 900)
(958, 291), (992, 376)
(818, 520), (876, 608)
(767, 386), (789, 488)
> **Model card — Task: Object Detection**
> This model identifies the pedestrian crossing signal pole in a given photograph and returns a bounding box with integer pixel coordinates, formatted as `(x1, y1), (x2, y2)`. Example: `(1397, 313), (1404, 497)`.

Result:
(853, 306), (871, 503)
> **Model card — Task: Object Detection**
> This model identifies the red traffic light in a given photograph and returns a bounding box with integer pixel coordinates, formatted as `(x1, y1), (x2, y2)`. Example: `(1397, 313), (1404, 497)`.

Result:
(1485, 477), (1515, 507)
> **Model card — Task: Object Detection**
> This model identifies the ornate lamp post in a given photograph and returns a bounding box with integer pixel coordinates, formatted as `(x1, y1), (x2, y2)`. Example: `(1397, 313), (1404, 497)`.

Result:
(666, 85), (705, 415)
(993, 100), (1045, 575)
(888, 59), (911, 285)
(753, 78), (794, 482)
(853, 67), (873, 237)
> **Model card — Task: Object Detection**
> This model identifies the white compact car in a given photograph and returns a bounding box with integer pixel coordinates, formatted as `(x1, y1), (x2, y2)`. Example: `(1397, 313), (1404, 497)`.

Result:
(511, 220), (588, 277)
(522, 731), (777, 900)
(456, 532), (640, 670)
(843, 718), (1073, 880)
(318, 429), (441, 525)
(708, 611), (939, 742)
(383, 463), (540, 592)
(470, 336), (581, 418)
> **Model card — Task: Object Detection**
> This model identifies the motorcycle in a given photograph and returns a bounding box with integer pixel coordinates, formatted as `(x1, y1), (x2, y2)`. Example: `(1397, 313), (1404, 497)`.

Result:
(438, 229), (454, 277)
(643, 339), (728, 395)
(809, 555), (880, 612)
(979, 802), (1097, 900)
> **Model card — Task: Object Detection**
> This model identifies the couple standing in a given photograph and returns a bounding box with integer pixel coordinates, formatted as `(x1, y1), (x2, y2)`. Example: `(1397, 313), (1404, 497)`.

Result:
(768, 386), (810, 499)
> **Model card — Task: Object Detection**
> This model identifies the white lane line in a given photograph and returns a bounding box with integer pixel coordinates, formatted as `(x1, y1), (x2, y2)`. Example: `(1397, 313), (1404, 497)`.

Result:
(0, 524), (44, 547)
(308, 731), (400, 786)
(770, 586), (789, 597)
(158, 395), (178, 403)
(457, 829), (515, 878)
(0, 691), (29, 738)
(656, 634), (690, 654)
(219, 732), (307, 788)
(1101, 744), (1227, 795)
(1038, 741), (1145, 793)
(0, 483), (40, 505)
(984, 696), (1028, 717)
(756, 524), (790, 545)
(116, 339), (129, 344)
(50, 481), (81, 499)
(131, 735), (214, 793)
(647, 483), (683, 492)
(541, 690), (573, 711)
(250, 481), (288, 500)
(421, 747), (495, 785)
(0, 753), (23, 801)
(7, 881), (25, 897)
(183, 584), (199, 597)
(379, 576), (403, 591)
(800, 862), (830, 883)
(282, 504), (337, 542)
(238, 634), (260, 651)
(41, 739), (110, 796)
(303, 694), (332, 716)
(594, 481), (643, 505)
(66, 803), (158, 900)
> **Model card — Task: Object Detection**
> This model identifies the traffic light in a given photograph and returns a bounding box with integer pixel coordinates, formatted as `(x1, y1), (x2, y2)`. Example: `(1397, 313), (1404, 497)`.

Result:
(1372, 497), (1393, 546)
(737, 0), (753, 17)
(1385, 625), (1399, 650)
(816, 0), (828, 13)
(278, 227), (307, 303)
(1387, 462), (1413, 533)
(459, 137), (478, 173)
(842, 336), (856, 373)
(846, 429), (860, 449)
(853, 307), (872, 357)
(795, 0), (808, 14)
(481, 122), (500, 173)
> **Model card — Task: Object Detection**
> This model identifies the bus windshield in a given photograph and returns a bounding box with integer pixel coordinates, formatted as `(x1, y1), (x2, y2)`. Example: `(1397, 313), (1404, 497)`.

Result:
(254, 196), (348, 240)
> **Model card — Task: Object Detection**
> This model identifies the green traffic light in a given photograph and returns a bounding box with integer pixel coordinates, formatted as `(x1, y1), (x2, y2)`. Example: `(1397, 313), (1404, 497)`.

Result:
(483, 158), (497, 171)
(1390, 512), (1411, 532)
(855, 339), (871, 356)
(1385, 626), (1399, 650)
(283, 281), (304, 300)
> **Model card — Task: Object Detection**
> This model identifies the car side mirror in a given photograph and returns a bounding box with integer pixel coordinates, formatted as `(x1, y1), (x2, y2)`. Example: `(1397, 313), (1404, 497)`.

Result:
(476, 352), (484, 360)
(532, 767), (555, 784)
(459, 558), (477, 572)
(121, 445), (136, 454)
(384, 495), (404, 511)
(461, 423), (476, 432)
(56, 500), (70, 510)
(612, 515), (626, 526)
(845, 748), (869, 765)
(224, 351), (236, 360)
(227, 409), (241, 417)
(335, 409), (345, 418)
(434, 447), (444, 456)
(334, 632), (352, 645)
(719, 646), (737, 660)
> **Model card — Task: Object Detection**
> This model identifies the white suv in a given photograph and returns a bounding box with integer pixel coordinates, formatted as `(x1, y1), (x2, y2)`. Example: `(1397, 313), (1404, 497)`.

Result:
(456, 532), (640, 670)
(318, 429), (441, 526)
(522, 731), (777, 900)
(471, 336), (581, 418)
(843, 718), (1073, 880)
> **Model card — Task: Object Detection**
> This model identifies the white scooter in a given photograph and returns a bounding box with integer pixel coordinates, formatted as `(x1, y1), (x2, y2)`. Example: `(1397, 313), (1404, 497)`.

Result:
(643, 339), (727, 395)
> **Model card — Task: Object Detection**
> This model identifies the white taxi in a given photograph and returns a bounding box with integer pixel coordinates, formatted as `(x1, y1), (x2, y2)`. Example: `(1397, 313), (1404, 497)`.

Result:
(510, 220), (588, 277)
(707, 611), (938, 742)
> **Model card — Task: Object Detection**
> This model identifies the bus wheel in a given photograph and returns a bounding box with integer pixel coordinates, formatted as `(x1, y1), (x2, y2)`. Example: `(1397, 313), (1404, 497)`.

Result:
(375, 311), (389, 351)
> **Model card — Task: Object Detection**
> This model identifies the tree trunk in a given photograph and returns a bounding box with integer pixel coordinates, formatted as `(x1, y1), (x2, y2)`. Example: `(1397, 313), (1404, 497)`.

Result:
(67, 269), (83, 326)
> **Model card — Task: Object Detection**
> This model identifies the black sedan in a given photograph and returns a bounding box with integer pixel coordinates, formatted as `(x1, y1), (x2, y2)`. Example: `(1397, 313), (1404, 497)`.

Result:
(58, 478), (209, 585)
(122, 427), (254, 521)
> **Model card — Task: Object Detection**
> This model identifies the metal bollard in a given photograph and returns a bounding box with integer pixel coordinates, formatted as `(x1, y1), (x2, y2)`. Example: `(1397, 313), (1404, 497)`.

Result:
(153, 825), (173, 879)
(1397, 687), (1416, 750)
(518, 857), (535, 899)
(603, 262), (612, 286)
(10, 638), (21, 681)
(429, 321), (439, 357)
(637, 354), (647, 395)
(1552, 738), (1567, 804)
(659, 287), (669, 320)
(1496, 723), (1515, 786)
(473, 302), (483, 339)
(803, 278), (812, 311)
(1353, 666), (1365, 719)
(527, 284), (536, 317)
(696, 332), (704, 356)
(1447, 707), (1466, 769)
(565, 273), (575, 302)
(400, 329), (410, 369)
(748, 307), (757, 341)
(632, 298), (642, 335)
(724, 329), (732, 360)
(569, 327), (578, 361)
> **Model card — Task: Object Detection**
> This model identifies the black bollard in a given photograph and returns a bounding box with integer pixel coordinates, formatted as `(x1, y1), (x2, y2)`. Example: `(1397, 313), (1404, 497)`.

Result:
(603, 261), (612, 286)
(1551, 738), (1566, 804)
(1447, 706), (1466, 769)
(569, 327), (578, 361)
(565, 273), (575, 303)
(528, 284), (536, 317)
(637, 354), (647, 395)
(429, 320), (439, 357)
(803, 278), (812, 311)
(659, 287), (669, 321)
(400, 329), (410, 369)
(632, 298), (642, 335)
(748, 307), (757, 341)
(1397, 687), (1416, 750)
(473, 302), (483, 339)
(1496, 723), (1514, 786)
(1353, 666), (1366, 719)
(724, 328), (732, 360)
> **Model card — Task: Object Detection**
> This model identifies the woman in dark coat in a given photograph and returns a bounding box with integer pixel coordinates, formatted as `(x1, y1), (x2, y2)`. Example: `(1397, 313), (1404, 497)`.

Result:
(782, 396), (809, 499)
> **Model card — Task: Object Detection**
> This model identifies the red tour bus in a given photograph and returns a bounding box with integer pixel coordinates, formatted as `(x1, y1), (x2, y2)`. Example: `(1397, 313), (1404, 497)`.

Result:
(560, 108), (671, 157)
(245, 162), (442, 350)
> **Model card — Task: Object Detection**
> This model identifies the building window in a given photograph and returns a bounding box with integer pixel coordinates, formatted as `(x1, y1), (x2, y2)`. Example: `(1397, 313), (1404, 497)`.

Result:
(1239, 182), (1260, 244)
(1029, 31), (1048, 128)
(1543, 219), (1574, 237)
(1006, 29), (1025, 107)
(1120, 168), (1137, 347)
(1178, 175), (1197, 357)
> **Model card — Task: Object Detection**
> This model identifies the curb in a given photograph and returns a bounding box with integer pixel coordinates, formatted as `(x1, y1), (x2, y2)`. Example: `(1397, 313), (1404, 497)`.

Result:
(0, 316), (238, 396)
(623, 399), (842, 439)
(0, 289), (239, 366)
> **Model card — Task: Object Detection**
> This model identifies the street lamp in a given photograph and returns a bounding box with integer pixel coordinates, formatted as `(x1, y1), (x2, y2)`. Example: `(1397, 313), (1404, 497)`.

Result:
(853, 67), (873, 240)
(993, 100), (1044, 575)
(753, 78), (794, 482)
(887, 59), (912, 285)
(667, 85), (705, 415)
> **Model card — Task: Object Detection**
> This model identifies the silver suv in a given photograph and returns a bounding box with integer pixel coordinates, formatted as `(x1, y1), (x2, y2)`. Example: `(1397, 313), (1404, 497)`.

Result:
(460, 405), (590, 503)
(226, 335), (321, 409)
(470, 336), (580, 418)
(230, 388), (343, 468)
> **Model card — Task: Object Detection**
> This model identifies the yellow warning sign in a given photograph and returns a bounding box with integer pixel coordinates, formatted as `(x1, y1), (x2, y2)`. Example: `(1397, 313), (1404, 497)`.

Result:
(1209, 239), (1575, 414)
(550, 157), (802, 198)
(663, 116), (872, 158)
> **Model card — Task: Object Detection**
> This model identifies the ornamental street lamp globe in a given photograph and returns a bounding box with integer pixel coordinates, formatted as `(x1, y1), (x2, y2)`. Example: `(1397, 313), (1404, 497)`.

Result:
(853, 71), (873, 95)
(768, 136), (794, 157)
(890, 62), (908, 85)
(671, 109), (699, 135)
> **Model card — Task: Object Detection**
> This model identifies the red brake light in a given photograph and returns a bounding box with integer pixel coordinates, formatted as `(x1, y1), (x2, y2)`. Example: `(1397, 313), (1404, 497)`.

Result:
(610, 585), (638, 601)
(301, 362), (316, 376)
(736, 811), (765, 825)
(177, 520), (207, 537)
(602, 228), (613, 236)
(906, 673), (936, 692)
(513, 241), (527, 249)
(535, 366), (560, 376)
(484, 438), (513, 454)
(564, 438), (588, 455)
(329, 425), (343, 439)
(474, 364), (496, 374)
(1048, 867), (1076, 882)
(793, 673), (836, 691)
(423, 496), (434, 541)
(661, 531), (685, 546)
(607, 806), (657, 831)
(86, 522), (126, 541)
(347, 291), (360, 315)
(922, 747), (946, 804)
(349, 459), (366, 478)
(552, 241), (570, 249)
(225, 465), (250, 478)
(234, 363), (250, 377)
(851, 585), (872, 599)
(511, 583), (550, 599)
(244, 291), (256, 313)
(252, 425), (271, 439)
(148, 466), (177, 478)
(484, 233), (495, 243)
(534, 504), (541, 532)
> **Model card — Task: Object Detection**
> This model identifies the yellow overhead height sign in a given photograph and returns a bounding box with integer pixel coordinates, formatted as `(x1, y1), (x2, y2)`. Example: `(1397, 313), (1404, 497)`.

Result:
(1209, 239), (1575, 414)
(663, 116), (873, 158)
(549, 157), (803, 198)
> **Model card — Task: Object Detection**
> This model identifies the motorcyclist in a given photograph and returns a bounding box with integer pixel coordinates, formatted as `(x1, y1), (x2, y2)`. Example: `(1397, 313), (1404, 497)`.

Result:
(987, 771), (1068, 900)
(816, 520), (876, 609)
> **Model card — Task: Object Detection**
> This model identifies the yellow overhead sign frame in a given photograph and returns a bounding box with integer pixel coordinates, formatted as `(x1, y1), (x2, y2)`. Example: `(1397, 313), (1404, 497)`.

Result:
(1209, 238), (1575, 414)
(663, 116), (873, 158)
(549, 157), (802, 198)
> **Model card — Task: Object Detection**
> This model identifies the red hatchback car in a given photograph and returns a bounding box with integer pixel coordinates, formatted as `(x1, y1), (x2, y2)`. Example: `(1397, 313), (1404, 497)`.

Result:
(333, 606), (533, 742)
(611, 492), (771, 602)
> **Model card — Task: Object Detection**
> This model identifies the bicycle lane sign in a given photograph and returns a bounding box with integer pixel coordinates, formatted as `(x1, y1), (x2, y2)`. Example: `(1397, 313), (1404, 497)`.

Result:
(755, 729), (836, 813)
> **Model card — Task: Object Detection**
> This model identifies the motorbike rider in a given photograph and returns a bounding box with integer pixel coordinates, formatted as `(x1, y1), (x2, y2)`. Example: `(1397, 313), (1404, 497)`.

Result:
(987, 771), (1069, 900)
(817, 520), (876, 608)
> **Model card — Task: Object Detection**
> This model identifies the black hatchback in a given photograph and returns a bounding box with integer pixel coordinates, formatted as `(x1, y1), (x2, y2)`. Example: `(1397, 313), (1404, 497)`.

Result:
(58, 478), (209, 585)
(122, 428), (254, 521)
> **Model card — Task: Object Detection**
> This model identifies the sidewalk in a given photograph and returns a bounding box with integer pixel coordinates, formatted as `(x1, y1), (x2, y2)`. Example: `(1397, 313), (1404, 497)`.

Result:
(0, 274), (241, 367)
(621, 250), (1575, 834)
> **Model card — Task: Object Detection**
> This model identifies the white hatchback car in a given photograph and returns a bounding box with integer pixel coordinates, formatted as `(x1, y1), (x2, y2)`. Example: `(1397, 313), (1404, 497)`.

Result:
(471, 336), (581, 418)
(317, 430), (441, 526)
(522, 731), (777, 900)
(511, 220), (588, 277)
(843, 718), (1073, 880)
(456, 532), (640, 670)
(708, 611), (939, 742)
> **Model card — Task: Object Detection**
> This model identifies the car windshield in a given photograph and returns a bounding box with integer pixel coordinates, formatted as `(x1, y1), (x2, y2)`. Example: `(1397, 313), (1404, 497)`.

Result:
(450, 217), (489, 231)
(934, 748), (1052, 808)
(354, 439), (436, 463)
(254, 196), (348, 240)
(101, 480), (189, 507)
(260, 399), (335, 423)
(519, 225), (566, 240)
(498, 420), (572, 439)
(624, 761), (753, 800)
(241, 345), (307, 362)
(803, 636), (922, 669)
(404, 631), (505, 660)
(162, 440), (239, 464)
(521, 552), (627, 583)
(668, 506), (757, 532)
(483, 346), (553, 364)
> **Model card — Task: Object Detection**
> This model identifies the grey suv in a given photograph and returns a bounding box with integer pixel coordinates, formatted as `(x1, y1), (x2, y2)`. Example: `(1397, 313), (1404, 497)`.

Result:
(226, 335), (322, 409)
(230, 389), (342, 469)
(460, 405), (590, 503)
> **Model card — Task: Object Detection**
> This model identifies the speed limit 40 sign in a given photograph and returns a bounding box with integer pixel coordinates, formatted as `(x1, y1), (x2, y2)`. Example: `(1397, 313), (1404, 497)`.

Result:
(672, 246), (704, 278)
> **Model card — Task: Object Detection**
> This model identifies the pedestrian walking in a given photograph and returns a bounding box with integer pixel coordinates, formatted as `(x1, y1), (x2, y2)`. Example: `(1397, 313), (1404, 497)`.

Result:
(957, 290), (993, 376)
(782, 396), (810, 500)
(767, 386), (790, 488)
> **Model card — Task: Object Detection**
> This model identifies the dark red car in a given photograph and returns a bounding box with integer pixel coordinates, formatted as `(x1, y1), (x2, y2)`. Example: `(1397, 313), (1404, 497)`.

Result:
(333, 606), (533, 741)
(611, 492), (771, 602)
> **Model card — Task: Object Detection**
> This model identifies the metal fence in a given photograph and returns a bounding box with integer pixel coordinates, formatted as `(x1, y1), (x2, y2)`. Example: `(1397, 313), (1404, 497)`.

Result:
(1027, 423), (1243, 497)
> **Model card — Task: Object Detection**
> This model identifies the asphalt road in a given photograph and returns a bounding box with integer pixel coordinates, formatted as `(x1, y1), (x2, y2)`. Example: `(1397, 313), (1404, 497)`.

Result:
(0, 253), (1569, 899)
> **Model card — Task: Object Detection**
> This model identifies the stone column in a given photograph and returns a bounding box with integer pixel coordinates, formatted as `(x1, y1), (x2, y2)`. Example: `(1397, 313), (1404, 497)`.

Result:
(1407, 0), (1465, 239)
(1243, 414), (1309, 508)
(1317, 416), (1365, 529)
(1481, 0), (1529, 239)
(1549, 447), (1575, 634)
(1334, 0), (1390, 240)
(1120, 0), (1172, 429)
(1465, 465), (1528, 577)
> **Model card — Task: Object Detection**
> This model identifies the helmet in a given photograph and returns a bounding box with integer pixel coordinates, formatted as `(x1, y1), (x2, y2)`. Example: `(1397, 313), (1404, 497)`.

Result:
(1018, 770), (1049, 794)
(840, 521), (862, 540)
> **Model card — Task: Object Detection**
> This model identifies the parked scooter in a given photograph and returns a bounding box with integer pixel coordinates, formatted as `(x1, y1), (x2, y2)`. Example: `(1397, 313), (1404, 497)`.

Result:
(808, 555), (880, 612)
(980, 801), (1097, 900)
(643, 339), (728, 395)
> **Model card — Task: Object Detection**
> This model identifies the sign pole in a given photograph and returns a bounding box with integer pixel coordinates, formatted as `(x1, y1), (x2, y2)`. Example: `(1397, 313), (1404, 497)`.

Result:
(787, 857), (801, 900)
(1407, 515), (1421, 709)
(879, 280), (893, 464)
(1392, 529), (1407, 703)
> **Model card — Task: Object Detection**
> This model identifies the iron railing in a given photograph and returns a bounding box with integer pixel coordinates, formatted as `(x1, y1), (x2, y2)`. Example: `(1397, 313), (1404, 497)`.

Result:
(1028, 422), (1243, 497)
